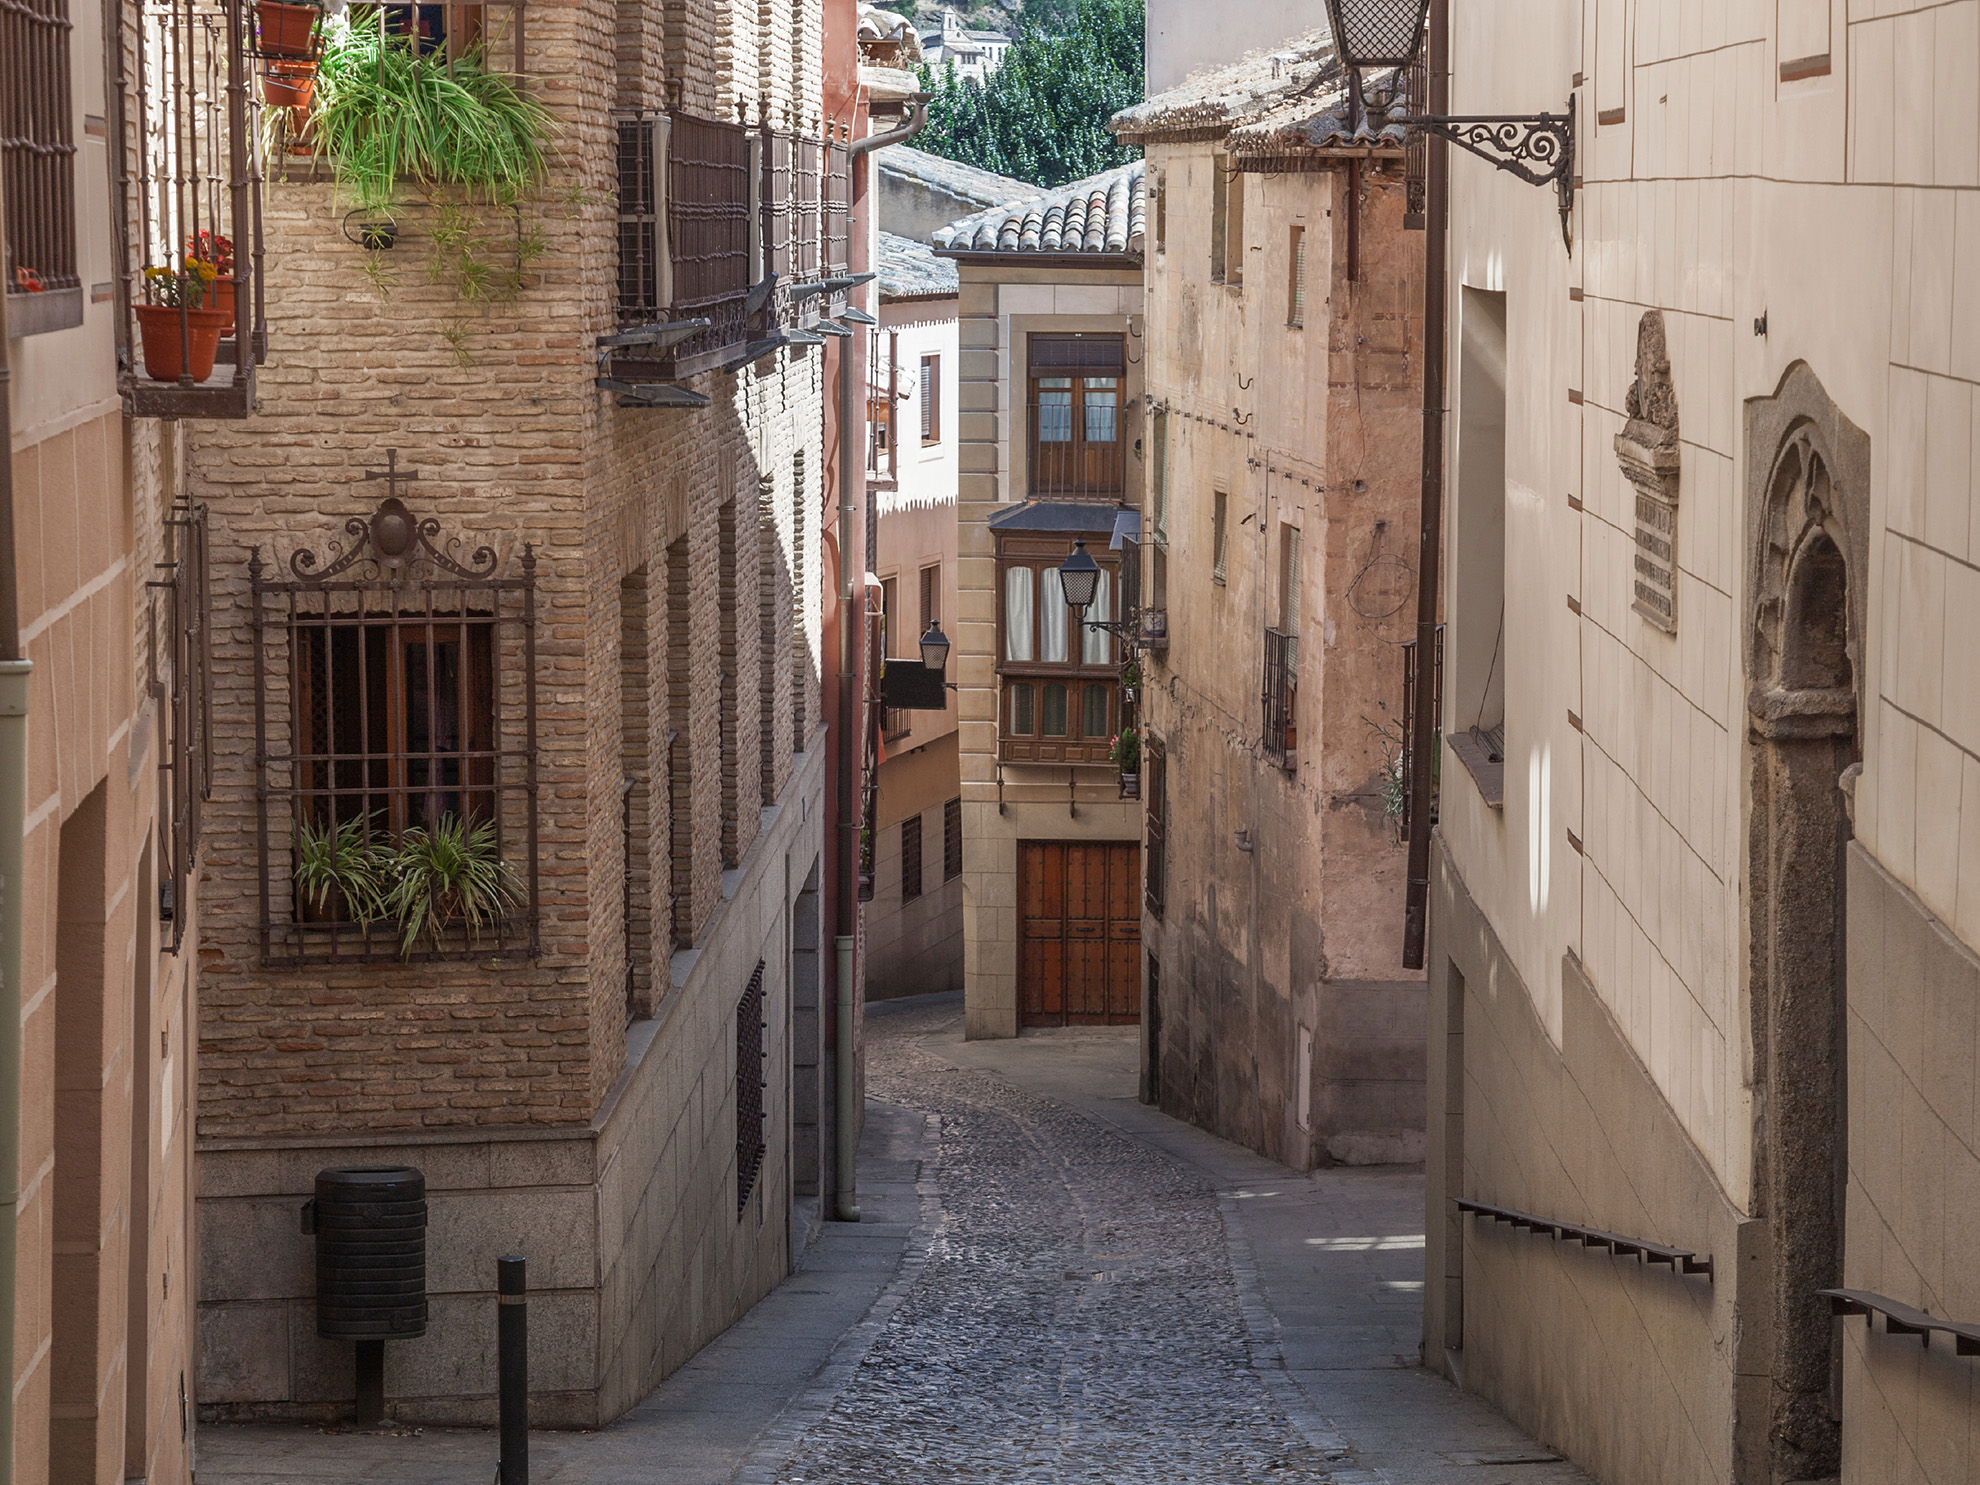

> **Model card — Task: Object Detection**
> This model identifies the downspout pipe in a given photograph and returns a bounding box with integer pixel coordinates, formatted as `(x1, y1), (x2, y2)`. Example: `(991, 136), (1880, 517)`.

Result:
(830, 95), (926, 1224)
(1401, 0), (1451, 969)
(0, 164), (33, 1485)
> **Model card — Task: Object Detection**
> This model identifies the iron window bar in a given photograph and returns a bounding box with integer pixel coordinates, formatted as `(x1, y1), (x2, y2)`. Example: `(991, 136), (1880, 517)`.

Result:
(248, 454), (541, 966)
(3, 0), (83, 334)
(1819, 1289), (1980, 1357)
(1399, 623), (1442, 841)
(734, 960), (767, 1212)
(1261, 627), (1298, 767)
(1457, 1197), (1714, 1280)
(149, 501), (213, 953)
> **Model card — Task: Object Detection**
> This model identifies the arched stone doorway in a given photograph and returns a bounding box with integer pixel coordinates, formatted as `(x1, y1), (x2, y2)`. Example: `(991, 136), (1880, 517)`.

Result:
(1742, 363), (1870, 1484)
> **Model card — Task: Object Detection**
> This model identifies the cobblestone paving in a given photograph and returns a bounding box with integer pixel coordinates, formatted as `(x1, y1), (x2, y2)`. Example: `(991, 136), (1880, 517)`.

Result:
(773, 1003), (1340, 1484)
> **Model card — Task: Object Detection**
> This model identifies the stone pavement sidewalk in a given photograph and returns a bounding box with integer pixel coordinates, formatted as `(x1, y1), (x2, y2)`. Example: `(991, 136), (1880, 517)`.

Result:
(200, 992), (1587, 1485)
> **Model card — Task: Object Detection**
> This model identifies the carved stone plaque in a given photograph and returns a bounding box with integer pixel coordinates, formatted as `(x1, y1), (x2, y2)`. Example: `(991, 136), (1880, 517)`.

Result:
(1614, 311), (1681, 632)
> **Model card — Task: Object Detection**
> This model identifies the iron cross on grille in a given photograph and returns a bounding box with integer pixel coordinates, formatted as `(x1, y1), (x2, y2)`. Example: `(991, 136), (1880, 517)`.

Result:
(362, 448), (420, 501)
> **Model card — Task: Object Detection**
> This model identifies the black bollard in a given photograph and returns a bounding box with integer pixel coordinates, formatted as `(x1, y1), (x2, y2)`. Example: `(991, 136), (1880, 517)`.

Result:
(353, 1339), (386, 1428)
(497, 1254), (528, 1485)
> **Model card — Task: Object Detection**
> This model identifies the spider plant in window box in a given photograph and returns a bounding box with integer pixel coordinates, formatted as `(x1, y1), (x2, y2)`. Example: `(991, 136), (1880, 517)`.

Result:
(382, 814), (525, 958)
(292, 814), (391, 926)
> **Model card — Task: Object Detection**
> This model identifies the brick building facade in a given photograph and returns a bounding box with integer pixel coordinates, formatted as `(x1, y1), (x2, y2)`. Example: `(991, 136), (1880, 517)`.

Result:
(184, 0), (861, 1429)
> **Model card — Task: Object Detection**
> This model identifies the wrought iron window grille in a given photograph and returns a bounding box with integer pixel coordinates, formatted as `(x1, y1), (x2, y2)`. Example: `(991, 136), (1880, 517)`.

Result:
(248, 455), (541, 966)
(126, 0), (269, 416)
(734, 959), (766, 1213)
(1261, 627), (1298, 767)
(1399, 623), (1442, 841)
(3, 0), (82, 335)
(150, 502), (213, 954)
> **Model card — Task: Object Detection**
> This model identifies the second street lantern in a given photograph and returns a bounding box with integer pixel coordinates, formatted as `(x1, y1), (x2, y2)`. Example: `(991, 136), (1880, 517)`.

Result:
(1322, 0), (1431, 70)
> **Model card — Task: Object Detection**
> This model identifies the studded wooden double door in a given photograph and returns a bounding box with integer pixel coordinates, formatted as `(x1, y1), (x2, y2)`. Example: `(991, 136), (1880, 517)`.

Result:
(1019, 841), (1141, 1026)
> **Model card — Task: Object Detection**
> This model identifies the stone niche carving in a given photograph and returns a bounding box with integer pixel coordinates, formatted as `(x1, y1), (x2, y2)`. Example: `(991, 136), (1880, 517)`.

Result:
(1614, 310), (1681, 632)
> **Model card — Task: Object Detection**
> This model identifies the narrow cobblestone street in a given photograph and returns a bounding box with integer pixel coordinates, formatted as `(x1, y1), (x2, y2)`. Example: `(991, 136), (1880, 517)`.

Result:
(204, 994), (1587, 1484)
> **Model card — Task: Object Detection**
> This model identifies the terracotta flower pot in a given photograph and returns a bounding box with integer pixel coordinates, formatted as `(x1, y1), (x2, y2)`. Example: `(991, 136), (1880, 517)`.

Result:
(263, 59), (316, 135)
(134, 304), (228, 383)
(254, 0), (319, 58)
(210, 276), (236, 333)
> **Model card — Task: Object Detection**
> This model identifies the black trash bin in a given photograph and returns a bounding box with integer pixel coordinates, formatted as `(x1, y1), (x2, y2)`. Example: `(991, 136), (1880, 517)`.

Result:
(302, 1166), (427, 1425)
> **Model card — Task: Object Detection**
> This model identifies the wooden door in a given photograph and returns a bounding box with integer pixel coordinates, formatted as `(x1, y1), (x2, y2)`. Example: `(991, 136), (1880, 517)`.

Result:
(1020, 840), (1140, 1026)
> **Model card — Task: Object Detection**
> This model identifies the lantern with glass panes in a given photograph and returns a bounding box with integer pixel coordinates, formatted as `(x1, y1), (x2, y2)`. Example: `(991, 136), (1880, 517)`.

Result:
(1055, 541), (1141, 647)
(1322, 0), (1577, 249)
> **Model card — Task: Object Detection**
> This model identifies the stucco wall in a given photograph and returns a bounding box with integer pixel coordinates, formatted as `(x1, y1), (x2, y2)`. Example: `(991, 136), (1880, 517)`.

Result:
(1436, 0), (1980, 1476)
(1136, 141), (1425, 1168)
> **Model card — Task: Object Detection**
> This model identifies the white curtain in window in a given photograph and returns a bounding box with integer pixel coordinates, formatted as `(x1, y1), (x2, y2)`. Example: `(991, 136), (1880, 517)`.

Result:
(1004, 566), (1034, 662)
(1082, 568), (1111, 665)
(1041, 576), (1068, 663)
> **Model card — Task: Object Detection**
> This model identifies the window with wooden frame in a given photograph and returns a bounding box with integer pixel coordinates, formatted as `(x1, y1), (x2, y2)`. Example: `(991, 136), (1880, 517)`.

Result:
(920, 353), (941, 444)
(881, 574), (908, 739)
(900, 814), (923, 902)
(1153, 169), (1166, 253)
(943, 796), (962, 881)
(1288, 225), (1306, 327)
(369, 0), (527, 68)
(1027, 334), (1125, 498)
(2, 0), (81, 335)
(996, 535), (1120, 764)
(919, 563), (940, 639)
(1210, 155), (1229, 282)
(1212, 490), (1229, 584)
(250, 488), (540, 966)
(1224, 159), (1245, 288)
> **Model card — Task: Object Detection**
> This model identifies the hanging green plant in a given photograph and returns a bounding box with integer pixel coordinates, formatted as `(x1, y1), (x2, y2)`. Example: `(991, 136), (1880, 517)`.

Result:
(311, 17), (556, 212)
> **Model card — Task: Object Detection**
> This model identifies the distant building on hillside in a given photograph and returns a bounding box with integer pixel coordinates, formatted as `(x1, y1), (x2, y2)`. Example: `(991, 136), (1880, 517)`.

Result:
(921, 6), (1013, 83)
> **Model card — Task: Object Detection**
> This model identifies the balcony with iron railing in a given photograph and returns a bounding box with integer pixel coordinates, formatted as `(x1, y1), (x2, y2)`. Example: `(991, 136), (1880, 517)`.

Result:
(609, 114), (852, 388)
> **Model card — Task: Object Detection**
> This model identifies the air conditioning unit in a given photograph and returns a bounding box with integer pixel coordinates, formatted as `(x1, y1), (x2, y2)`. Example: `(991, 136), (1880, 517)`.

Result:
(1138, 608), (1169, 650)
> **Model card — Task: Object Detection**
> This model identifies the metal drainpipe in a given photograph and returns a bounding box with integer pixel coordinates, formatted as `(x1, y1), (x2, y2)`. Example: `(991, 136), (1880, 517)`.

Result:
(0, 164), (33, 1485)
(1402, 0), (1451, 969)
(829, 98), (927, 1224)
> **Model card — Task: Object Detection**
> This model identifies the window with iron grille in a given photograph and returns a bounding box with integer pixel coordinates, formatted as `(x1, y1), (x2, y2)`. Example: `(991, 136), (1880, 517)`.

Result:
(1262, 627), (1298, 768)
(824, 139), (850, 278)
(900, 815), (922, 903)
(920, 354), (941, 444)
(943, 796), (961, 881)
(1400, 625), (1444, 841)
(919, 563), (940, 638)
(1288, 225), (1306, 327)
(1144, 735), (1165, 918)
(153, 503), (212, 955)
(1, 0), (81, 335)
(735, 960), (766, 1213)
(762, 131), (793, 279)
(793, 136), (822, 283)
(615, 110), (750, 374)
(1212, 490), (1229, 584)
(249, 478), (540, 965)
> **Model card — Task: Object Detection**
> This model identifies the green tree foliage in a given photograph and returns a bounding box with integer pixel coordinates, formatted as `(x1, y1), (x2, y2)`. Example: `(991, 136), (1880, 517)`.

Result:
(916, 0), (1143, 189)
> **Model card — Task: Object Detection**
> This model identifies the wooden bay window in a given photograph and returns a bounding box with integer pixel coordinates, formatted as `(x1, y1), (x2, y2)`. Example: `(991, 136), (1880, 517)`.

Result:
(997, 535), (1121, 765)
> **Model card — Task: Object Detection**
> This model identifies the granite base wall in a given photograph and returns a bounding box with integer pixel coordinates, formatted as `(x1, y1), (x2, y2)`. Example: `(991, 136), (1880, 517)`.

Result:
(1839, 842), (1980, 1485)
(196, 747), (825, 1428)
(1424, 835), (1762, 1485)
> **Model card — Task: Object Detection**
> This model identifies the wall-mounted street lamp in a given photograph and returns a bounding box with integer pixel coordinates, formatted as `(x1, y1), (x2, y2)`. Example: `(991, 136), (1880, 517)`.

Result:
(1322, 0), (1576, 249)
(1055, 539), (1139, 644)
(919, 622), (951, 674)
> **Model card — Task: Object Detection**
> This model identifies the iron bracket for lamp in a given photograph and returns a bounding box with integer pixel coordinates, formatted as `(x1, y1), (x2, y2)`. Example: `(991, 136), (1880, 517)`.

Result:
(1401, 95), (1576, 250)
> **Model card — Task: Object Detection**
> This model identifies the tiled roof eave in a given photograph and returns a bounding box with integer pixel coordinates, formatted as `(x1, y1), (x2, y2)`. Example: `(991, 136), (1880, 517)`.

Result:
(1230, 144), (1407, 170)
(1112, 123), (1239, 147)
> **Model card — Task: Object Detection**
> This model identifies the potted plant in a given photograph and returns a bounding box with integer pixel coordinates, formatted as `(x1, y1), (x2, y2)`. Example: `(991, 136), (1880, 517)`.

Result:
(186, 230), (236, 331)
(1119, 656), (1142, 706)
(292, 814), (389, 925)
(381, 814), (525, 957)
(253, 0), (321, 59)
(134, 262), (227, 382)
(263, 56), (317, 138)
(1111, 725), (1142, 799)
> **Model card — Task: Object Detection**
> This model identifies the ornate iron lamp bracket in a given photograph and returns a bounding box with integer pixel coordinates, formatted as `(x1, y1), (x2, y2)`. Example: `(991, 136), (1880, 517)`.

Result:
(1401, 95), (1576, 250)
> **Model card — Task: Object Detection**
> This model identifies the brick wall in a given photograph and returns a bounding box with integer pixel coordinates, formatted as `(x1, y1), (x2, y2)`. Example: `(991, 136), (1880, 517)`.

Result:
(186, 0), (828, 1135)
